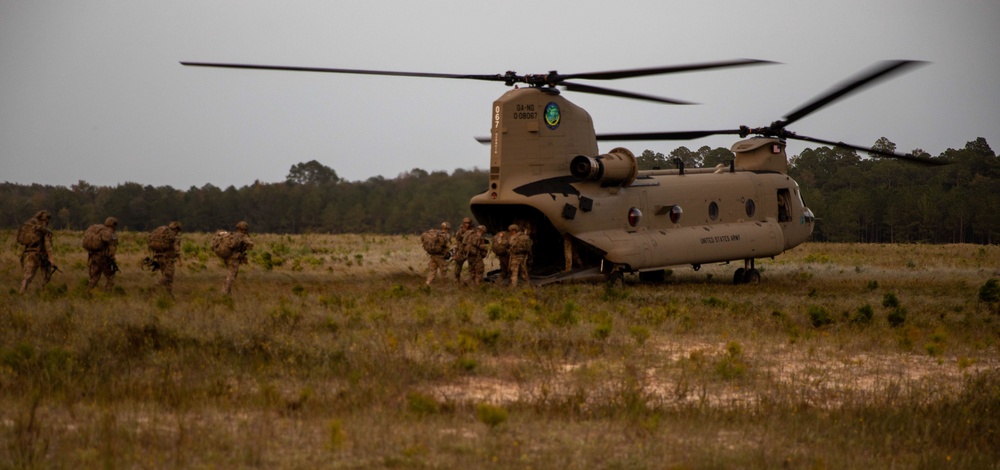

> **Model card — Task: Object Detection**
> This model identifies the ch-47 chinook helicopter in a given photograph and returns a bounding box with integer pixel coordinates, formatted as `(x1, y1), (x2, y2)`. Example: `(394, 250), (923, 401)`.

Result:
(182, 59), (941, 285)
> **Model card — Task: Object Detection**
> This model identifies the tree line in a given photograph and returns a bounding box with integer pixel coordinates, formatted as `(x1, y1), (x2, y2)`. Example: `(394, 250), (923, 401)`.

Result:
(2, 138), (997, 243)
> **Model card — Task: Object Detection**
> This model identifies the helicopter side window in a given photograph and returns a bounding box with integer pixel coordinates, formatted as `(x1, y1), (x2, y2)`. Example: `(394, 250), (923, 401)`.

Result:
(708, 201), (719, 221)
(777, 189), (791, 222)
(745, 199), (756, 218)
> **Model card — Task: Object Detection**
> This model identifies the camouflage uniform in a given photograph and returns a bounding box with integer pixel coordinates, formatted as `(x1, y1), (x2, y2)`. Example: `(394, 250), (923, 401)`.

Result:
(462, 225), (489, 286)
(150, 221), (182, 295)
(19, 211), (55, 294)
(222, 221), (255, 295)
(508, 224), (533, 287)
(491, 230), (511, 282)
(86, 217), (119, 292)
(452, 217), (473, 284)
(425, 222), (452, 285)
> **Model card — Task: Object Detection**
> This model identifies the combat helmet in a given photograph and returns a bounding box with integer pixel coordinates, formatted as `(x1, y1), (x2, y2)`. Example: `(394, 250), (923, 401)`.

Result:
(441, 221), (451, 230)
(104, 217), (118, 228)
(236, 221), (249, 232)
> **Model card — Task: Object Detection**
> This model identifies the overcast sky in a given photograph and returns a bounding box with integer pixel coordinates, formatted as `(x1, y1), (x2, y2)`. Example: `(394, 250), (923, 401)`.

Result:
(2, 1), (997, 189)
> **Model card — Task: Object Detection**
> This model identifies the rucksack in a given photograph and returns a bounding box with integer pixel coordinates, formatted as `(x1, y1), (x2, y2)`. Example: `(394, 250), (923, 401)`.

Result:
(82, 224), (108, 252)
(491, 232), (509, 256)
(148, 226), (175, 253)
(211, 230), (238, 258)
(17, 223), (42, 246)
(511, 233), (533, 254)
(420, 229), (447, 255)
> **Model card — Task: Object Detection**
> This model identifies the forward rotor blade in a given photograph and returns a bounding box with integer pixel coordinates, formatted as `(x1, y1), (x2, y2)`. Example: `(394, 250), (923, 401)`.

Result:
(180, 62), (506, 82)
(779, 60), (927, 128)
(561, 82), (694, 105)
(561, 59), (777, 81)
(790, 133), (946, 166)
(595, 130), (743, 141)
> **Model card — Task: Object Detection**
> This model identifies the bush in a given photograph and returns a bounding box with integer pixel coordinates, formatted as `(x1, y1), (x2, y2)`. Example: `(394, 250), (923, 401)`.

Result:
(888, 307), (908, 328)
(882, 292), (900, 308)
(808, 305), (834, 328)
(851, 304), (875, 325)
(979, 278), (1000, 303)
(475, 403), (508, 428)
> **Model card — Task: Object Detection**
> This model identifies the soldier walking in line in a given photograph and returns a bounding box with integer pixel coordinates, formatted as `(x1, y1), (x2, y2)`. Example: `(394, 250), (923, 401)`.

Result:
(508, 224), (533, 287)
(216, 221), (255, 295)
(452, 217), (473, 284)
(422, 221), (452, 285)
(491, 226), (511, 284)
(463, 225), (489, 286)
(17, 210), (57, 294)
(147, 221), (182, 296)
(82, 217), (119, 292)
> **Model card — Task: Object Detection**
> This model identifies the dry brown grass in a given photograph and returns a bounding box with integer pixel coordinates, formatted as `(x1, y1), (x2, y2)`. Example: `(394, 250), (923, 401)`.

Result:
(2, 231), (999, 468)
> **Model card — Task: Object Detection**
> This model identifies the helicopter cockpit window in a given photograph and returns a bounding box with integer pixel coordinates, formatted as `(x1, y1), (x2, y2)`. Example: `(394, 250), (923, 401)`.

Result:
(777, 189), (791, 222)
(708, 201), (719, 221)
(745, 199), (756, 218)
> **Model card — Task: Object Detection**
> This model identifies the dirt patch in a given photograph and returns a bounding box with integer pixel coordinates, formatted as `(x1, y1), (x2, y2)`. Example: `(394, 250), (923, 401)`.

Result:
(430, 337), (998, 409)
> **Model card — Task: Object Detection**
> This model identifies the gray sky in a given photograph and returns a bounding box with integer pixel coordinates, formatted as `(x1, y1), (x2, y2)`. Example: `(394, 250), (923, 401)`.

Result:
(2, 0), (998, 189)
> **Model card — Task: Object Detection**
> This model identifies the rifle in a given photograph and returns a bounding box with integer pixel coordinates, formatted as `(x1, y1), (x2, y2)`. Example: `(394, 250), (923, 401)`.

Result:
(109, 256), (121, 274)
(40, 255), (61, 277)
(141, 256), (162, 272)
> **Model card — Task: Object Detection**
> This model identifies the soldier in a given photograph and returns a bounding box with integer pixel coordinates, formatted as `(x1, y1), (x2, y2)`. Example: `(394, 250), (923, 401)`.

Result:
(83, 217), (119, 292)
(148, 221), (182, 296)
(18, 210), (56, 294)
(491, 226), (511, 283)
(221, 221), (255, 295)
(423, 221), (452, 285)
(452, 217), (473, 284)
(463, 225), (489, 286)
(508, 224), (533, 287)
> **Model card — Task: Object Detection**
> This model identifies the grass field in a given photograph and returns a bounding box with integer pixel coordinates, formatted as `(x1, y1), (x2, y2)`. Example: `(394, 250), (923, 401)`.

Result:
(2, 230), (999, 468)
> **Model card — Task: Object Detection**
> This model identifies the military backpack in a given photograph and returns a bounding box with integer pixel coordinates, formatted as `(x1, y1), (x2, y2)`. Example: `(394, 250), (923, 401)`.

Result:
(148, 226), (175, 253)
(82, 224), (110, 252)
(491, 232), (509, 256)
(16, 222), (42, 246)
(420, 229), (448, 255)
(211, 230), (243, 258)
(511, 233), (533, 255)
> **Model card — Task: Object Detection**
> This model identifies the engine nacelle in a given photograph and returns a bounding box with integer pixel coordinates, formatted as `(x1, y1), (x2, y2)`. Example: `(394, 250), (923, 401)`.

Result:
(570, 147), (638, 187)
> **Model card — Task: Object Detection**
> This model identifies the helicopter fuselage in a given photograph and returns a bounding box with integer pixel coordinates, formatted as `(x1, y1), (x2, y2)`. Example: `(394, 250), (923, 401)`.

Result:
(470, 87), (814, 279)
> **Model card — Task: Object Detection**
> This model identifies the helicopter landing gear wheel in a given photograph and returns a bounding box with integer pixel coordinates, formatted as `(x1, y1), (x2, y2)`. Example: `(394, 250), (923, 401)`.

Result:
(733, 259), (760, 285)
(605, 265), (626, 286)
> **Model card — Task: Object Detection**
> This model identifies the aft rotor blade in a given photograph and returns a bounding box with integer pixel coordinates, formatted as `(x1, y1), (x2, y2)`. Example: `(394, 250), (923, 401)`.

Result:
(778, 60), (927, 128)
(180, 62), (506, 82)
(595, 130), (743, 141)
(561, 82), (694, 105)
(561, 59), (776, 81)
(791, 133), (946, 166)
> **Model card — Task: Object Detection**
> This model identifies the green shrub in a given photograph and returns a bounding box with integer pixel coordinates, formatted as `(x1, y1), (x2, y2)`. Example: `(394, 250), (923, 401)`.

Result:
(406, 392), (441, 416)
(888, 307), (907, 328)
(475, 403), (508, 428)
(882, 292), (900, 308)
(851, 304), (875, 325)
(808, 305), (833, 328)
(979, 278), (1000, 303)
